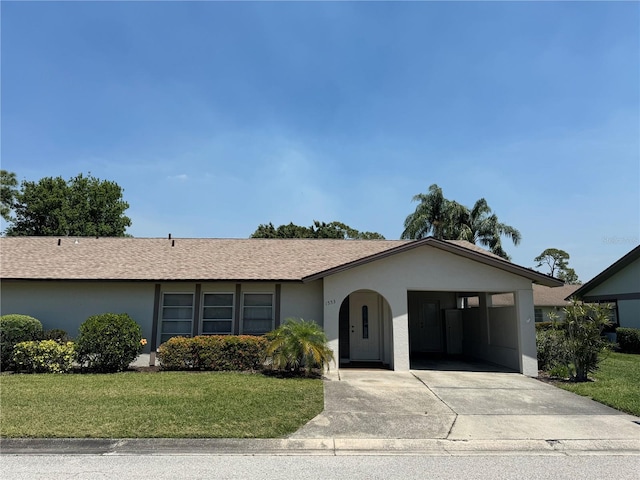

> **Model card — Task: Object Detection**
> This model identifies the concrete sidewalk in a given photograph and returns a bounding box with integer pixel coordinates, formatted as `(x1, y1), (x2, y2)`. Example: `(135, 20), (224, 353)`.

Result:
(2, 364), (639, 456)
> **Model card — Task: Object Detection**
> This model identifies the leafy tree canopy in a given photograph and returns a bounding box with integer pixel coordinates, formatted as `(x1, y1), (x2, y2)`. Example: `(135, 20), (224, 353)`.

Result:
(401, 184), (521, 260)
(0, 170), (18, 222)
(534, 248), (581, 284)
(5, 173), (132, 237)
(251, 220), (385, 240)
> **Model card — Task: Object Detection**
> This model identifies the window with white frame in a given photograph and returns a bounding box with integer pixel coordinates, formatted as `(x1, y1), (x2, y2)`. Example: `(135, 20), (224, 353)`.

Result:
(534, 308), (543, 323)
(242, 293), (273, 335)
(202, 293), (234, 335)
(161, 293), (194, 343)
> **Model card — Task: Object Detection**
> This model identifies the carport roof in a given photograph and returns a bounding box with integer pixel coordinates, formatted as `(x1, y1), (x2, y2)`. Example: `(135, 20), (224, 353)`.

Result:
(0, 236), (562, 286)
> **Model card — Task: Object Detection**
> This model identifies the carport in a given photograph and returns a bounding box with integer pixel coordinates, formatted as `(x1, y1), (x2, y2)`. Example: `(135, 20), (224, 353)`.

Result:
(407, 290), (527, 372)
(314, 238), (563, 376)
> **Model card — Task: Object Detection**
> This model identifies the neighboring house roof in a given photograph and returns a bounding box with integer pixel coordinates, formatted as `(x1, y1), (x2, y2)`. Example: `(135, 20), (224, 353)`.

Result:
(532, 284), (581, 306)
(0, 236), (562, 286)
(468, 284), (580, 307)
(570, 245), (640, 301)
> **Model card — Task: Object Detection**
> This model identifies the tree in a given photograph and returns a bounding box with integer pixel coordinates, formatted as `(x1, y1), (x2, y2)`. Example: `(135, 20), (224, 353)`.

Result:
(534, 248), (569, 277)
(5, 173), (132, 237)
(558, 267), (580, 285)
(251, 220), (385, 240)
(400, 184), (464, 240)
(453, 198), (522, 260)
(401, 184), (521, 260)
(534, 248), (580, 284)
(251, 222), (315, 239)
(0, 170), (18, 222)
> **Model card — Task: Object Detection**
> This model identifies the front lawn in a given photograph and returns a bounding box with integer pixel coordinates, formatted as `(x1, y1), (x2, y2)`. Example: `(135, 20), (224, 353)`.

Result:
(553, 352), (640, 417)
(0, 372), (323, 438)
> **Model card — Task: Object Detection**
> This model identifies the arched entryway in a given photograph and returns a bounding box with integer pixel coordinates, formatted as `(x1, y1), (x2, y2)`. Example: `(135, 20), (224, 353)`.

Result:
(338, 289), (393, 367)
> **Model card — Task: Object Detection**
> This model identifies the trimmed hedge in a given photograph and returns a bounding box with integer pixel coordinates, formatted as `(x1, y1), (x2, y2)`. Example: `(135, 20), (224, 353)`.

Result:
(75, 313), (143, 373)
(12, 340), (76, 373)
(0, 314), (44, 371)
(535, 321), (567, 331)
(158, 335), (268, 371)
(616, 327), (640, 354)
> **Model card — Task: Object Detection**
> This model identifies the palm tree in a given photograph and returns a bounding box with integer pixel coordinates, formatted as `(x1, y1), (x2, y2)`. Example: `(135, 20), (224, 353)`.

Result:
(455, 198), (521, 260)
(265, 318), (334, 376)
(402, 184), (521, 260)
(401, 184), (466, 240)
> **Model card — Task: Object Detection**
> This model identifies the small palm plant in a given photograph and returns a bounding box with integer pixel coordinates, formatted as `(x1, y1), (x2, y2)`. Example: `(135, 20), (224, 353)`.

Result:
(266, 318), (334, 376)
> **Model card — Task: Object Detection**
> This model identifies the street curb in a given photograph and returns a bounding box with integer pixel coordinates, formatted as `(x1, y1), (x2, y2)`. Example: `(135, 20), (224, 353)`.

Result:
(2, 438), (639, 456)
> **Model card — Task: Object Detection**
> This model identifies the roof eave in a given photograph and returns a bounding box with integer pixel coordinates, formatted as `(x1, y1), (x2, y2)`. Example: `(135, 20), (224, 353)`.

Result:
(1, 277), (305, 283)
(303, 237), (564, 287)
(570, 245), (640, 300)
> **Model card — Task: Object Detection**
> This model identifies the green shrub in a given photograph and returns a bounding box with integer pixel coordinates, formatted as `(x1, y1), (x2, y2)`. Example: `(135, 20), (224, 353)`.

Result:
(535, 321), (555, 331)
(0, 314), (44, 371)
(12, 340), (76, 373)
(156, 336), (194, 370)
(536, 328), (569, 372)
(547, 300), (612, 382)
(75, 313), (143, 373)
(266, 318), (334, 376)
(42, 329), (70, 343)
(536, 321), (567, 331)
(209, 335), (268, 371)
(616, 327), (640, 354)
(157, 335), (268, 371)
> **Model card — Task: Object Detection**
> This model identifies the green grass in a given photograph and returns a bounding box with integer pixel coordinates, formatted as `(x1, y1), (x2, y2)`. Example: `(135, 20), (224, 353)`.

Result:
(554, 352), (640, 416)
(0, 371), (323, 438)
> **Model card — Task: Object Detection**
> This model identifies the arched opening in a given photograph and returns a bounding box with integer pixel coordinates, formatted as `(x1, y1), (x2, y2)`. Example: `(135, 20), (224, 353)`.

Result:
(338, 289), (393, 368)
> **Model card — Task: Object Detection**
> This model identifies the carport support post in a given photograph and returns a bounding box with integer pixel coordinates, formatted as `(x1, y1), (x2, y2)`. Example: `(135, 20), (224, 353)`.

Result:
(515, 288), (538, 377)
(323, 300), (340, 372)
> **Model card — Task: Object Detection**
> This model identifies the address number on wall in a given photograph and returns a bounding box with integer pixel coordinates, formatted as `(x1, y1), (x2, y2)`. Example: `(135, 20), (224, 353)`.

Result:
(325, 299), (336, 306)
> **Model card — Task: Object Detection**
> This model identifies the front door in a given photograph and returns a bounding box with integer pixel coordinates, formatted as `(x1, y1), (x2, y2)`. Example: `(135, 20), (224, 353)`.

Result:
(349, 292), (380, 361)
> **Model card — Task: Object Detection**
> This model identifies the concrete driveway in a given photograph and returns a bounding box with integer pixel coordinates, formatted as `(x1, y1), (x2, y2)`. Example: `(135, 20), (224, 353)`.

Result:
(290, 360), (640, 443)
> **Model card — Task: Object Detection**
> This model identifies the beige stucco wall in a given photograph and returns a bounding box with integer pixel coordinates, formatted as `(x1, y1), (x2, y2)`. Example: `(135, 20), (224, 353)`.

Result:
(587, 257), (640, 297)
(0, 281), (156, 350)
(581, 257), (639, 329)
(322, 245), (535, 372)
(462, 306), (519, 371)
(280, 281), (324, 326)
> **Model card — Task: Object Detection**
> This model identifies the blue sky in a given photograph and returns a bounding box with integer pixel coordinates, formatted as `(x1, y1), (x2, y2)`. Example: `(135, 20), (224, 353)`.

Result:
(2, 1), (638, 282)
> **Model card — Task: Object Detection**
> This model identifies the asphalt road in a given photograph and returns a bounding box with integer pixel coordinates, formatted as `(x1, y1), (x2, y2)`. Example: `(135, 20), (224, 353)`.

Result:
(2, 454), (639, 480)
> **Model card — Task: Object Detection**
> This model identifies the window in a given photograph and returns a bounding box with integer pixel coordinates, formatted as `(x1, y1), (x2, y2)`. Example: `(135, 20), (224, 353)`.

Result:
(534, 309), (543, 323)
(242, 293), (273, 334)
(161, 293), (194, 343)
(202, 293), (234, 335)
(362, 305), (369, 339)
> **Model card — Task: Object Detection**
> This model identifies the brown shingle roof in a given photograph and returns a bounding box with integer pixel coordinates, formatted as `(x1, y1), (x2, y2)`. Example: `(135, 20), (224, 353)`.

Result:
(0, 237), (563, 286)
(0, 237), (410, 281)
